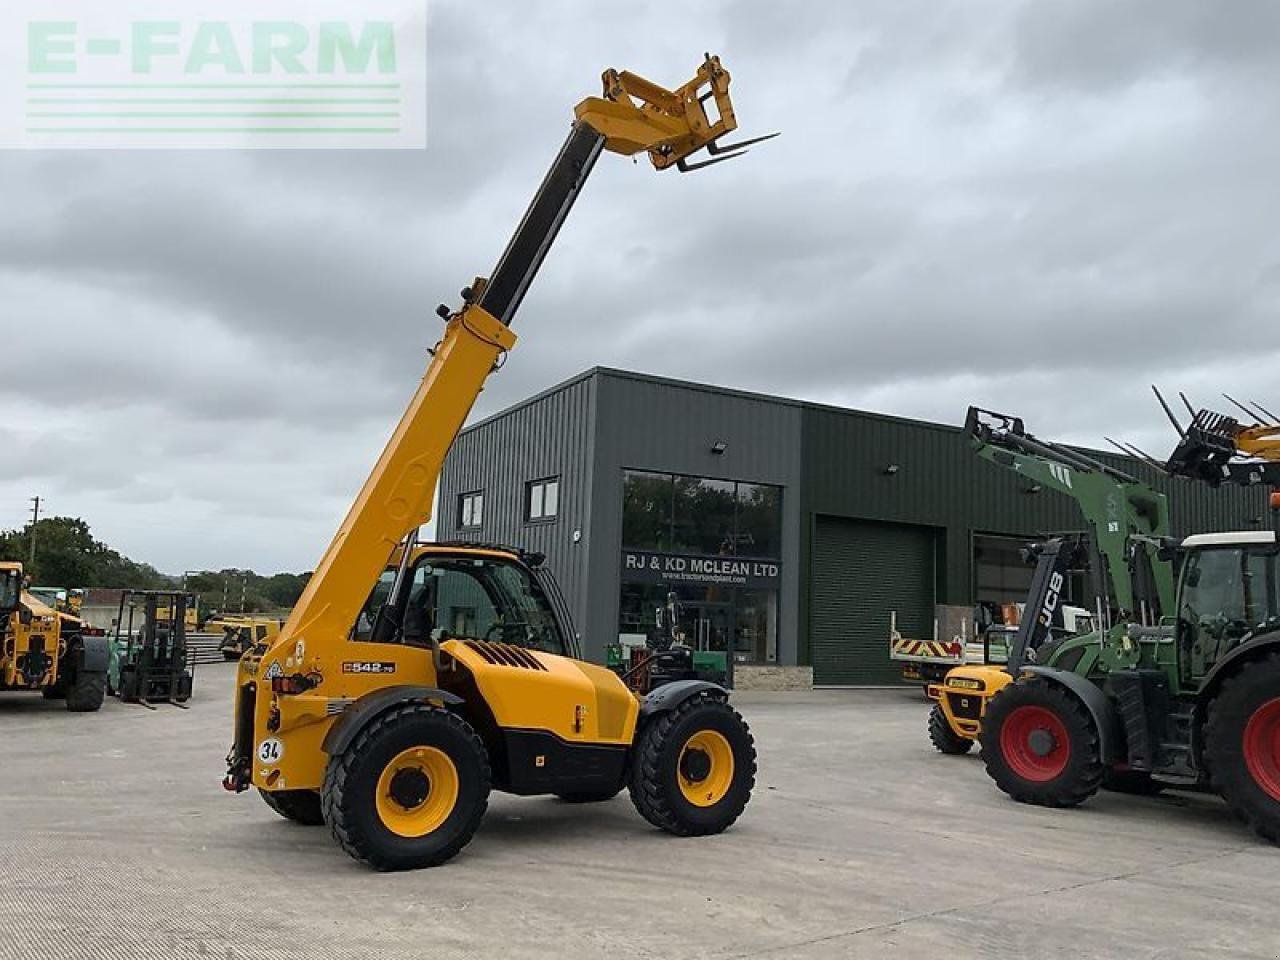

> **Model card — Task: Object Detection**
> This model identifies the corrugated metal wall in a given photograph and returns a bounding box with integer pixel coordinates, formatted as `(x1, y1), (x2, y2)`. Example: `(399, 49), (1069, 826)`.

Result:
(443, 369), (1271, 673)
(438, 373), (597, 639)
(799, 405), (1270, 665)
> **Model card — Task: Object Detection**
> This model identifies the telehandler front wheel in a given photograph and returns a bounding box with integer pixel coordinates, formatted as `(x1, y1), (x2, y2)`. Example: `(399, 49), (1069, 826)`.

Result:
(1205, 653), (1280, 844)
(322, 703), (490, 871)
(260, 788), (325, 825)
(980, 681), (1103, 807)
(628, 693), (756, 837)
(928, 703), (974, 755)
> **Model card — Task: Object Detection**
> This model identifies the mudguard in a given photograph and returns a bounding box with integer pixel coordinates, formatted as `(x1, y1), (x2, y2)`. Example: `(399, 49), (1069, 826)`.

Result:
(320, 684), (463, 756)
(1197, 631), (1280, 706)
(74, 635), (110, 674)
(638, 679), (727, 722)
(1022, 666), (1122, 763)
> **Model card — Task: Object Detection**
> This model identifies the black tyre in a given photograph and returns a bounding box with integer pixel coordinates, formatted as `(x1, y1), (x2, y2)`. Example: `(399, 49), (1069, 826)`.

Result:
(929, 703), (974, 755)
(65, 670), (107, 713)
(979, 681), (1103, 807)
(628, 693), (756, 837)
(260, 788), (325, 825)
(42, 682), (66, 700)
(1102, 769), (1166, 796)
(555, 788), (623, 803)
(1204, 652), (1280, 844)
(223, 650), (240, 662)
(322, 704), (490, 871)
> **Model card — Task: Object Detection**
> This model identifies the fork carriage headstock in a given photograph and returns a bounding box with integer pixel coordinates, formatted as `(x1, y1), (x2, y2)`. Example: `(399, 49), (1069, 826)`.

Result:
(574, 53), (779, 172)
(1149, 386), (1280, 488)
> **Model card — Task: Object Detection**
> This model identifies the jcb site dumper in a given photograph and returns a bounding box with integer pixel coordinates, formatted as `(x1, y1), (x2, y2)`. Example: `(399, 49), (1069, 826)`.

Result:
(223, 55), (775, 871)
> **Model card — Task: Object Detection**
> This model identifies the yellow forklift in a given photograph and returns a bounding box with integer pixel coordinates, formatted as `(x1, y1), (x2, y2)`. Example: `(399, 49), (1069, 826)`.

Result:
(223, 55), (774, 870)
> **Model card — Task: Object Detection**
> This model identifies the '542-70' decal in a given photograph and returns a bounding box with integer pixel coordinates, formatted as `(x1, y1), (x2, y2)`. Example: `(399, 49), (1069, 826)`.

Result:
(342, 661), (397, 675)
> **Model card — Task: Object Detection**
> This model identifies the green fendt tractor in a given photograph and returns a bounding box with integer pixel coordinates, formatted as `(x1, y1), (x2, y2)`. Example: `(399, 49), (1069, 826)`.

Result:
(976, 400), (1280, 842)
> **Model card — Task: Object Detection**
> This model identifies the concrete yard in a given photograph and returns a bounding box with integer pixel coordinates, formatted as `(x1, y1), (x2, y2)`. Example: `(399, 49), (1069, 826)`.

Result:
(2, 667), (1277, 960)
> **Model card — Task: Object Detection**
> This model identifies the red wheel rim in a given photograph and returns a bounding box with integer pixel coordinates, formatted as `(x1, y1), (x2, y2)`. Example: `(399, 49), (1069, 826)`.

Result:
(1000, 705), (1071, 782)
(1243, 698), (1280, 802)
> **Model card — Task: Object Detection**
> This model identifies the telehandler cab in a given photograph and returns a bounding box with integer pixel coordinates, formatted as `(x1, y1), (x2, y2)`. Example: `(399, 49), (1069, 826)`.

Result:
(223, 55), (772, 870)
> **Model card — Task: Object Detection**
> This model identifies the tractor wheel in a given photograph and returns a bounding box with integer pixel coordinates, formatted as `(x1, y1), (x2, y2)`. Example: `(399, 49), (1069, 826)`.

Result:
(223, 650), (241, 662)
(322, 704), (490, 871)
(1102, 769), (1166, 796)
(260, 788), (325, 825)
(555, 788), (623, 803)
(65, 670), (107, 713)
(929, 703), (974, 755)
(1205, 653), (1280, 844)
(980, 681), (1103, 807)
(628, 693), (756, 837)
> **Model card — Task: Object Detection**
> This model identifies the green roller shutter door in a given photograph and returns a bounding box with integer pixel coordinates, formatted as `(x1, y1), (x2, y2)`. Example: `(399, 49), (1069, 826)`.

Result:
(810, 517), (937, 685)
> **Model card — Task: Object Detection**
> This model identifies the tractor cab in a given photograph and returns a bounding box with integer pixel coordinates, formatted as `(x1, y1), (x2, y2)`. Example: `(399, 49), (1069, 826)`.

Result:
(1174, 531), (1279, 685)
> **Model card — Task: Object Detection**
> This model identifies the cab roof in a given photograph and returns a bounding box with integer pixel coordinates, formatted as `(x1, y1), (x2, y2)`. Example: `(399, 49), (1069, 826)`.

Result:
(395, 541), (541, 566)
(1181, 531), (1277, 549)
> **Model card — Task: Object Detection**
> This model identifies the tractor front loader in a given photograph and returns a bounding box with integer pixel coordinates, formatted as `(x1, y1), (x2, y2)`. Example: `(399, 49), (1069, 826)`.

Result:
(1, 562), (109, 711)
(928, 408), (1173, 763)
(223, 55), (773, 871)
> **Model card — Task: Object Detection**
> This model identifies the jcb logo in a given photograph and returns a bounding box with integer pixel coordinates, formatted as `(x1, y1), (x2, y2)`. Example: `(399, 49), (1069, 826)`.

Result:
(1038, 571), (1064, 627)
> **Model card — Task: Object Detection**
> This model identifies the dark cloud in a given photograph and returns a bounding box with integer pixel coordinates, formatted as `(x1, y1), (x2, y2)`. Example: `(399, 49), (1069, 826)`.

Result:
(2, 0), (1277, 572)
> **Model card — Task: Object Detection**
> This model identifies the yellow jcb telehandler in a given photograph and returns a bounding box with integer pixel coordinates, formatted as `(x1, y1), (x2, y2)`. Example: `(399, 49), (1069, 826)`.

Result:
(223, 54), (775, 870)
(1, 562), (109, 711)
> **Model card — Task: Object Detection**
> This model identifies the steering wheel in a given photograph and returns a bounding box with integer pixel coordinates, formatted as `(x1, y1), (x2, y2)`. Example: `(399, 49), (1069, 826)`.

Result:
(483, 620), (529, 644)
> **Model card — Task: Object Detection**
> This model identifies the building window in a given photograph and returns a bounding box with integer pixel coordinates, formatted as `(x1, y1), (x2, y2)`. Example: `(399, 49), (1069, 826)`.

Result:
(621, 470), (782, 559)
(458, 491), (484, 529)
(526, 477), (560, 522)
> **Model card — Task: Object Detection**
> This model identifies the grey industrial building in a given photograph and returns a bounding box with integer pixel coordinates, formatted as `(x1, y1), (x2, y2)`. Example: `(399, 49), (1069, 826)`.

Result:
(439, 368), (1270, 686)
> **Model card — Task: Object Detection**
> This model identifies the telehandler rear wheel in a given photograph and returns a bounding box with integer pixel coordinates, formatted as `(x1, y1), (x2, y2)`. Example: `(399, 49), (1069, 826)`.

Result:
(628, 693), (755, 836)
(929, 703), (974, 755)
(260, 788), (324, 825)
(1205, 653), (1280, 844)
(323, 703), (490, 871)
(980, 681), (1103, 807)
(65, 670), (107, 713)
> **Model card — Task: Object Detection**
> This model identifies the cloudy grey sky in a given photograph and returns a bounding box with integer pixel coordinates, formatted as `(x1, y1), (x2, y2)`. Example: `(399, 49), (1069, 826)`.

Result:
(3, 0), (1278, 574)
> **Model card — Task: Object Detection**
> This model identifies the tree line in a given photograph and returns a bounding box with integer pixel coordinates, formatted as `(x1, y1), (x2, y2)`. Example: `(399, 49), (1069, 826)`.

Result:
(0, 516), (310, 613)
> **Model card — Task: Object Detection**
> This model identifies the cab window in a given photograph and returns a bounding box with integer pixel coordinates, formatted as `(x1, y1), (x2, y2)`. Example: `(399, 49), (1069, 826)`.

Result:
(0, 571), (19, 612)
(354, 557), (566, 655)
(1180, 547), (1280, 669)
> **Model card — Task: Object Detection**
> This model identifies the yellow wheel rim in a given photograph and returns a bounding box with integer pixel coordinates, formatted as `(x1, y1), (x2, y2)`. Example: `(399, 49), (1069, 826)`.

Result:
(374, 746), (459, 838)
(678, 730), (735, 807)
